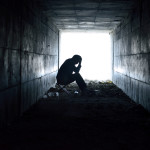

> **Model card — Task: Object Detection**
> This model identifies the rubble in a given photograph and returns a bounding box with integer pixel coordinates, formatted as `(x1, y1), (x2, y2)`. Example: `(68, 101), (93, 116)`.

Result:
(44, 80), (129, 99)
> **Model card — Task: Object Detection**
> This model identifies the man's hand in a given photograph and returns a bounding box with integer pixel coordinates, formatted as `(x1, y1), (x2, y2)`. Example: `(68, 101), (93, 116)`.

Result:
(75, 64), (81, 73)
(78, 64), (81, 69)
(79, 59), (82, 66)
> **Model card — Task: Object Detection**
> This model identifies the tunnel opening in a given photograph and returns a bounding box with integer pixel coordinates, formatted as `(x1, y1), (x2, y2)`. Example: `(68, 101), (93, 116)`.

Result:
(59, 30), (112, 81)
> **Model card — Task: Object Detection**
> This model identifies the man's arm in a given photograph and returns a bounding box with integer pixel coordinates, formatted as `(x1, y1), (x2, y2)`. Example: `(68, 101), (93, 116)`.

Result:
(79, 58), (82, 66)
(74, 61), (82, 73)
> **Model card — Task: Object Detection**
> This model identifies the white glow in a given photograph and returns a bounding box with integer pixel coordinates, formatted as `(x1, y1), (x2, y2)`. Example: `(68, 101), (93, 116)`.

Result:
(60, 30), (112, 81)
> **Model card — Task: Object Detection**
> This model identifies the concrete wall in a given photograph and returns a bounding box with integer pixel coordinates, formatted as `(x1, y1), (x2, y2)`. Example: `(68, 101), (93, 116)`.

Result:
(0, 0), (59, 127)
(112, 0), (150, 111)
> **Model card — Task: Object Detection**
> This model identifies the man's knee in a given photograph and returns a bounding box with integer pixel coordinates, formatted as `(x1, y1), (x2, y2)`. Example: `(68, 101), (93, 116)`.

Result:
(75, 73), (84, 81)
(74, 72), (80, 78)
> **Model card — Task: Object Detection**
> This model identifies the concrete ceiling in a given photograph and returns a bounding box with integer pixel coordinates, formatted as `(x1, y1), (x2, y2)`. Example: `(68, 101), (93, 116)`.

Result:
(36, 0), (136, 30)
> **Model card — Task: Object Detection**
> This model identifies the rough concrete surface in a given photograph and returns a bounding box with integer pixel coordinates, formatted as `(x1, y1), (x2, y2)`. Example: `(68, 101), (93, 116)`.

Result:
(0, 82), (150, 150)
(0, 0), (59, 128)
(36, 0), (136, 30)
(113, 0), (150, 111)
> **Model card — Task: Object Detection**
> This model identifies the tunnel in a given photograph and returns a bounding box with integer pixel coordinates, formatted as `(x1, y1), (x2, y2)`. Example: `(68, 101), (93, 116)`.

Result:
(0, 0), (150, 149)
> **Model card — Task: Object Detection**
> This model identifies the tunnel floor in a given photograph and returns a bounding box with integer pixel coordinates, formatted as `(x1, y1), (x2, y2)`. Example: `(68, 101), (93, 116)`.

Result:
(1, 81), (150, 150)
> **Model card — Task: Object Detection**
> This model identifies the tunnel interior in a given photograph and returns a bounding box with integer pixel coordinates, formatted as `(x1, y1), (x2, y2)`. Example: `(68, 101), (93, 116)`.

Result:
(0, 0), (150, 133)
(1, 0), (150, 149)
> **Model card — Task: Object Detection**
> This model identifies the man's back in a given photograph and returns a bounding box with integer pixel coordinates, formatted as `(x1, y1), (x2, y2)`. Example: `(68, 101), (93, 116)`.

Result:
(57, 58), (75, 79)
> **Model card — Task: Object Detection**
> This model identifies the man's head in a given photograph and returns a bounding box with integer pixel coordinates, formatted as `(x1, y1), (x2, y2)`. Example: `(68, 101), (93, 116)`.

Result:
(72, 55), (82, 64)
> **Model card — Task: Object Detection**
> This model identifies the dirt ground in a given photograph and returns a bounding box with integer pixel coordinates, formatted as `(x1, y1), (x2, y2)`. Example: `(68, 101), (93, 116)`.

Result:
(1, 81), (150, 150)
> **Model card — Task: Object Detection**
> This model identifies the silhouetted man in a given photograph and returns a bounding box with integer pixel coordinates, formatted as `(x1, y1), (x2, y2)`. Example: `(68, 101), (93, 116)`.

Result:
(56, 55), (87, 93)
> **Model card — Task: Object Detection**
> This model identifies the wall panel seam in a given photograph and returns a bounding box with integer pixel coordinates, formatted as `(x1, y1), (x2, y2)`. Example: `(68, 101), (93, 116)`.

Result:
(21, 71), (58, 85)
(114, 52), (150, 57)
(114, 71), (150, 85)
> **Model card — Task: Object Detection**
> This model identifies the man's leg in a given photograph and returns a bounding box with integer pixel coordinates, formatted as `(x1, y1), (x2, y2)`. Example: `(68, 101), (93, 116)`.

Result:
(57, 74), (75, 85)
(74, 73), (87, 92)
(57, 73), (86, 92)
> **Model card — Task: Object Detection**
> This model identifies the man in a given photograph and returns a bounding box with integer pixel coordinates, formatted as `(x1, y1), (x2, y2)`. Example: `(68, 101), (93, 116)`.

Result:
(56, 55), (87, 93)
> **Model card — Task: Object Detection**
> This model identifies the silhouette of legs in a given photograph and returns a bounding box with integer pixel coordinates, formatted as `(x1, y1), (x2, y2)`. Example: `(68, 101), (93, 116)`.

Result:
(74, 73), (87, 91)
(57, 73), (87, 92)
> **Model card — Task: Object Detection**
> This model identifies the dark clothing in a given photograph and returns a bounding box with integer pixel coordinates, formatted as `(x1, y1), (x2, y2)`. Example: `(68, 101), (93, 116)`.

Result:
(56, 58), (86, 92)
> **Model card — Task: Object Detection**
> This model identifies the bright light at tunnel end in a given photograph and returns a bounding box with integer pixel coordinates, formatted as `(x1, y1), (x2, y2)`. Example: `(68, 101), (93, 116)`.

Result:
(59, 30), (112, 81)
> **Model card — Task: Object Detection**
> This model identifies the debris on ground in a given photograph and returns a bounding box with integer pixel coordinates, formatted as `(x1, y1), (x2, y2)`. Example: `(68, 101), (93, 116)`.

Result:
(44, 80), (130, 99)
(66, 80), (128, 97)
(2, 82), (150, 150)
